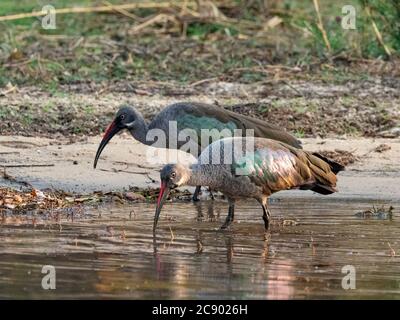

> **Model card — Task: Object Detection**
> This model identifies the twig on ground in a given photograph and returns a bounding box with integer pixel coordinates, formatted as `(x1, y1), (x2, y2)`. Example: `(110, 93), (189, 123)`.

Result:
(0, 83), (18, 96)
(129, 14), (176, 34)
(280, 80), (306, 97)
(189, 77), (219, 87)
(1, 164), (54, 168)
(103, 1), (142, 22)
(0, 2), (181, 22)
(99, 168), (150, 175)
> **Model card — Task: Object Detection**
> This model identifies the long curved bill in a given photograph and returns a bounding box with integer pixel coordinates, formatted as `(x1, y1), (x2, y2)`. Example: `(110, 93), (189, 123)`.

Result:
(153, 181), (170, 232)
(93, 120), (120, 169)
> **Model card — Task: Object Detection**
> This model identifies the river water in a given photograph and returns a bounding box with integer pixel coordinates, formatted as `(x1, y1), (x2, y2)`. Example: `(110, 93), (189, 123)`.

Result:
(0, 198), (399, 299)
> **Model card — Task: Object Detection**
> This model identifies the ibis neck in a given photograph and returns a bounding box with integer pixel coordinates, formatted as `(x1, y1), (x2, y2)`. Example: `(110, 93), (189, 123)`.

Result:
(128, 111), (149, 144)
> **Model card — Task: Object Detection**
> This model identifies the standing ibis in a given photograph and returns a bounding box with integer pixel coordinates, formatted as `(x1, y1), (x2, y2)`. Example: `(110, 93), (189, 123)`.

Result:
(94, 102), (302, 201)
(153, 137), (344, 231)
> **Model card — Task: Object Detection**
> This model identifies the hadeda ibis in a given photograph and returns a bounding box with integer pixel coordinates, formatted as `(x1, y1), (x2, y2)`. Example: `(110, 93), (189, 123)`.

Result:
(153, 137), (344, 231)
(94, 102), (302, 201)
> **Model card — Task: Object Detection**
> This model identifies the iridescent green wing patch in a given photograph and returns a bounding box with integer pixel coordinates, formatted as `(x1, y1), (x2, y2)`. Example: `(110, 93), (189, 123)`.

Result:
(177, 114), (238, 145)
(233, 148), (298, 186)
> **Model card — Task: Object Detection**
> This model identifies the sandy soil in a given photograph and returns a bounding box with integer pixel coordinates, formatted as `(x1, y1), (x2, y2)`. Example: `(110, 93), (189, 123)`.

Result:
(1, 134), (399, 200)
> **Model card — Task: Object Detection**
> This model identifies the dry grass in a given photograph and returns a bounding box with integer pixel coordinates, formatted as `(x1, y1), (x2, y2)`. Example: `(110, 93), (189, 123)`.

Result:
(1, 0), (400, 88)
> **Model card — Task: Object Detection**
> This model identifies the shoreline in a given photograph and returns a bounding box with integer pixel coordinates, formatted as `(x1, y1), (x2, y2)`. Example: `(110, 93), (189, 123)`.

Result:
(1, 135), (399, 201)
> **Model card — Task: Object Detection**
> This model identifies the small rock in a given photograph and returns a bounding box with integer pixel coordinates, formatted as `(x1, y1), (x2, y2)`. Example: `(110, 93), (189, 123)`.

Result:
(73, 160), (78, 165)
(124, 192), (146, 202)
(373, 143), (391, 153)
(283, 219), (298, 226)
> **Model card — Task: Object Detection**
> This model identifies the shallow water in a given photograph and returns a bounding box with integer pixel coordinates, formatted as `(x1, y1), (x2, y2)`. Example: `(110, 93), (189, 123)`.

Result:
(0, 198), (399, 299)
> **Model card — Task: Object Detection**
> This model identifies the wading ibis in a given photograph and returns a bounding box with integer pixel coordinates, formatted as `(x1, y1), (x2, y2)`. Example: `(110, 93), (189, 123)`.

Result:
(154, 137), (344, 231)
(94, 102), (302, 201)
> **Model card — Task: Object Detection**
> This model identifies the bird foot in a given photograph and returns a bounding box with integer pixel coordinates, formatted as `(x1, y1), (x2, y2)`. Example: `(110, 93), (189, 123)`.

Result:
(220, 220), (233, 230)
(192, 195), (200, 202)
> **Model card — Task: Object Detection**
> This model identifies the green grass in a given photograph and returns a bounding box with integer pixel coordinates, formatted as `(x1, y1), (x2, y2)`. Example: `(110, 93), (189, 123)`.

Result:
(21, 112), (33, 125)
(294, 128), (305, 139)
(0, 0), (399, 88)
(83, 105), (95, 115)
(285, 0), (400, 58)
(42, 102), (55, 114)
(187, 22), (238, 38)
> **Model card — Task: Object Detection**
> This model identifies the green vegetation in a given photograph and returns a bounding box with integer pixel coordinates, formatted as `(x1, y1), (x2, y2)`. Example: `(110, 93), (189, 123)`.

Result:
(287, 0), (400, 58)
(0, 0), (399, 88)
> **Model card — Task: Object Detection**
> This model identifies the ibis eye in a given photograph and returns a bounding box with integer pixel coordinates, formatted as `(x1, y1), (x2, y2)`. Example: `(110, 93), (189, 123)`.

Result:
(120, 114), (125, 121)
(170, 172), (176, 179)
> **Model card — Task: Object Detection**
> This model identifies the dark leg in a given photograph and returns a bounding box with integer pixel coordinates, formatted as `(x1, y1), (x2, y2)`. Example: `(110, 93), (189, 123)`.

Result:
(192, 186), (201, 202)
(257, 197), (271, 231)
(220, 199), (235, 229)
(208, 187), (215, 200)
(261, 203), (271, 231)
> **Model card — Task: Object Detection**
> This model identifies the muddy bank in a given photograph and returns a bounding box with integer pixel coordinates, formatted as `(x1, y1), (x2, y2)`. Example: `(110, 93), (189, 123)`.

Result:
(1, 135), (399, 200)
(1, 79), (399, 139)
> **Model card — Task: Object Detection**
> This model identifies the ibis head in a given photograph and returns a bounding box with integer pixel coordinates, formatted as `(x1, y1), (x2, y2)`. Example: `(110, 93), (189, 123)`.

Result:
(153, 164), (190, 231)
(93, 106), (138, 168)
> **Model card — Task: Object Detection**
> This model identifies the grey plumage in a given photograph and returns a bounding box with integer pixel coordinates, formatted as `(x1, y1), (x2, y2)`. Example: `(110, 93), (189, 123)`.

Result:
(154, 137), (345, 231)
(101, 102), (302, 156)
(95, 102), (303, 201)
